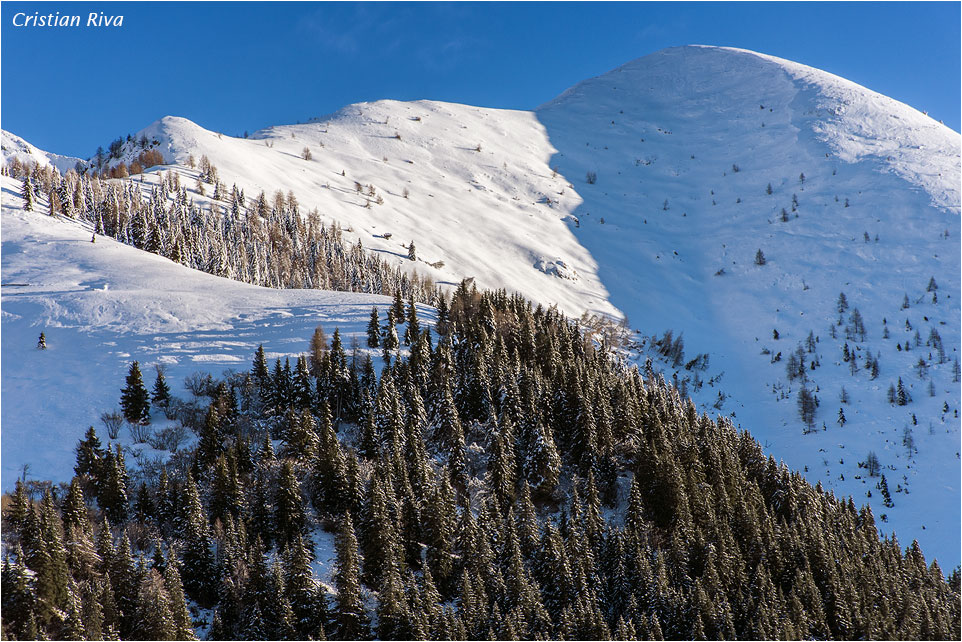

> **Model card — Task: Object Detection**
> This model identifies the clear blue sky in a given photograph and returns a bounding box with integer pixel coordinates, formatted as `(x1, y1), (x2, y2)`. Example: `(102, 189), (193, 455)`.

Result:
(2, 2), (959, 158)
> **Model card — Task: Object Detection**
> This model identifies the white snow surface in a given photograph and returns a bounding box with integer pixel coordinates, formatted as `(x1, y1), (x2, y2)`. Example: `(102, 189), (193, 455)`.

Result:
(1, 129), (83, 175)
(2, 45), (959, 566)
(1, 176), (403, 496)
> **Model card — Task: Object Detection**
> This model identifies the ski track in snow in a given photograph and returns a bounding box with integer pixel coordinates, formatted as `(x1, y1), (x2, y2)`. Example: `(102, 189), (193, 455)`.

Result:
(2, 45), (959, 567)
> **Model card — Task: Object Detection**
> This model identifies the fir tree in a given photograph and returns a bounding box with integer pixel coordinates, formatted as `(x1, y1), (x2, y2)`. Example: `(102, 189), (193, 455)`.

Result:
(164, 559), (197, 640)
(405, 296), (421, 346)
(21, 176), (34, 211)
(98, 445), (129, 524)
(334, 511), (369, 639)
(151, 368), (172, 409)
(383, 308), (400, 351)
(896, 377), (911, 406)
(367, 307), (381, 347)
(120, 361), (151, 424)
(275, 460), (307, 549)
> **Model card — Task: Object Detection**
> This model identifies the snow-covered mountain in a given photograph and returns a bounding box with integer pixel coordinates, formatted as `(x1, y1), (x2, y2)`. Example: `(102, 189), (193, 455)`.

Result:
(2, 45), (959, 565)
(1, 129), (83, 174)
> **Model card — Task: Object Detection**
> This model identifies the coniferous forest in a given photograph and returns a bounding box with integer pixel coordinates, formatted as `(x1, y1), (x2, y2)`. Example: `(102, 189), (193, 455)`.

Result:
(4, 160), (439, 305)
(2, 280), (960, 640)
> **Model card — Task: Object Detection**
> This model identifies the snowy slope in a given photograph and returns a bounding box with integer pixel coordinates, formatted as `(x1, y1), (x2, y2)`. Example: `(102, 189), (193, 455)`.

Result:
(1, 129), (82, 174)
(0, 176), (413, 495)
(536, 46), (961, 565)
(2, 45), (959, 565)
(105, 107), (620, 323)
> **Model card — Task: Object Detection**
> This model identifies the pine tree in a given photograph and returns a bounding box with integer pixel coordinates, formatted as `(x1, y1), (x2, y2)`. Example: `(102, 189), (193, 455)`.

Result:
(151, 368), (172, 409)
(21, 176), (34, 211)
(98, 445), (130, 524)
(120, 361), (151, 424)
(405, 296), (421, 346)
(163, 559), (198, 640)
(384, 308), (400, 351)
(275, 460), (307, 549)
(284, 535), (327, 640)
(133, 568), (177, 640)
(367, 307), (381, 347)
(896, 377), (911, 406)
(334, 511), (369, 639)
(408, 240), (418, 261)
(37, 331), (47, 349)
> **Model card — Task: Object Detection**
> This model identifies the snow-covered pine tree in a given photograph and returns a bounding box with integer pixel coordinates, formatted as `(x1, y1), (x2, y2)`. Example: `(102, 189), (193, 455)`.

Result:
(21, 176), (34, 211)
(367, 307), (381, 347)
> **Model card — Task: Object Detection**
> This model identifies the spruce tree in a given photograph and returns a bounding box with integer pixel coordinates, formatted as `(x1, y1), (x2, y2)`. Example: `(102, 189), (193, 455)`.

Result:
(120, 361), (151, 424)
(896, 377), (911, 406)
(98, 445), (129, 524)
(21, 176), (34, 211)
(284, 535), (327, 640)
(151, 368), (172, 409)
(405, 296), (421, 346)
(392, 289), (405, 321)
(275, 460), (307, 549)
(252, 344), (270, 387)
(180, 473), (217, 607)
(383, 308), (400, 351)
(334, 511), (369, 639)
(133, 569), (177, 640)
(367, 307), (381, 347)
(75, 426), (106, 483)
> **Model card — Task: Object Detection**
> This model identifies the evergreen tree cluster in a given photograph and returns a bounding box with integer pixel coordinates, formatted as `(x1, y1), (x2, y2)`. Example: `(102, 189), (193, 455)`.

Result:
(3, 281), (959, 640)
(6, 160), (438, 305)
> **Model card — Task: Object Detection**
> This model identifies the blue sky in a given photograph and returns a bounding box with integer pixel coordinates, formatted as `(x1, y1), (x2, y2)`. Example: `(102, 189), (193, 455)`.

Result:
(2, 2), (959, 158)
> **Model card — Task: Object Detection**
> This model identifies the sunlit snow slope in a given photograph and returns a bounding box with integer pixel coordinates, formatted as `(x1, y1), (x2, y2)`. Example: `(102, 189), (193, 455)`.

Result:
(2, 45), (959, 565)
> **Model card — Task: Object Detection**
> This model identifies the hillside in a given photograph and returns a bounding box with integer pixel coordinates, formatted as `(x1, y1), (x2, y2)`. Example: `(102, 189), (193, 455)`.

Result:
(2, 186), (959, 642)
(0, 175), (406, 493)
(2, 45), (959, 567)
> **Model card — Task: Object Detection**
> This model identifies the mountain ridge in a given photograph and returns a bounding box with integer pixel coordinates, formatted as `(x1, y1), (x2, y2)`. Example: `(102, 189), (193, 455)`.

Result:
(2, 44), (959, 565)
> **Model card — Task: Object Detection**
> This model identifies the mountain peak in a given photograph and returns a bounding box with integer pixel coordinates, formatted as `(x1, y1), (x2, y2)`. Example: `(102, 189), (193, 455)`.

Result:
(539, 45), (959, 213)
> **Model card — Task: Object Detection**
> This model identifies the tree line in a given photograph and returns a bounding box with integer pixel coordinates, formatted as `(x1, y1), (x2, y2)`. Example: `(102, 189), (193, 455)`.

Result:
(6, 160), (438, 304)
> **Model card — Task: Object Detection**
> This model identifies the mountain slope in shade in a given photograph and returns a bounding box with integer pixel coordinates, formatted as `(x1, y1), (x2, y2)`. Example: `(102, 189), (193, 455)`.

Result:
(2, 45), (959, 565)
(0, 175), (412, 495)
